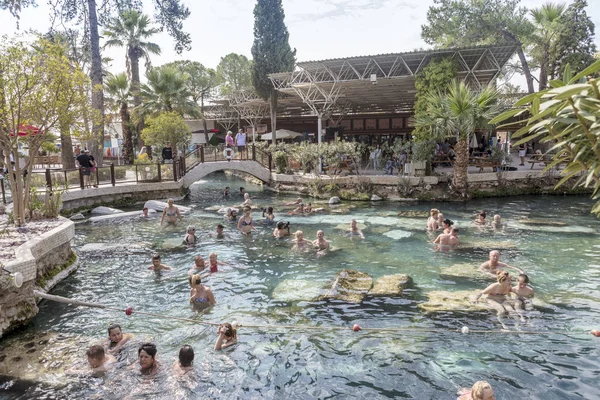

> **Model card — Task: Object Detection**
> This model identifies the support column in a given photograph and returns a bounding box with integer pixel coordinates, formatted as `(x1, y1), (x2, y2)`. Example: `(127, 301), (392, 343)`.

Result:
(317, 113), (323, 173)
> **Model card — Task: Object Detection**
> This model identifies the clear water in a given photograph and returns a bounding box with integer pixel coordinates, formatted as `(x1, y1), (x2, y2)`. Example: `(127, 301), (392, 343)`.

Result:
(2, 173), (600, 399)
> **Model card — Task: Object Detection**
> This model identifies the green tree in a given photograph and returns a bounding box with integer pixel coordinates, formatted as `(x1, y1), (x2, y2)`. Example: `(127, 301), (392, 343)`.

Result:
(491, 61), (600, 215)
(166, 61), (220, 144)
(140, 111), (191, 157)
(136, 65), (200, 119)
(415, 81), (501, 193)
(421, 0), (536, 93)
(548, 0), (597, 81)
(217, 53), (252, 95)
(528, 3), (565, 91)
(251, 0), (296, 142)
(0, 37), (89, 226)
(105, 72), (134, 163)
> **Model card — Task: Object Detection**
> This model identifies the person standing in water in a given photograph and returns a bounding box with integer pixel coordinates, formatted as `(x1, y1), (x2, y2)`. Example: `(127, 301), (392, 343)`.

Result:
(148, 254), (172, 272)
(188, 274), (216, 306)
(106, 324), (132, 354)
(479, 250), (523, 277)
(349, 219), (365, 239)
(512, 273), (535, 322)
(312, 230), (331, 254)
(188, 255), (207, 275)
(473, 270), (518, 329)
(160, 198), (183, 226)
(173, 345), (194, 375)
(183, 225), (198, 246)
(292, 230), (309, 251)
(427, 209), (440, 231)
(237, 207), (256, 235)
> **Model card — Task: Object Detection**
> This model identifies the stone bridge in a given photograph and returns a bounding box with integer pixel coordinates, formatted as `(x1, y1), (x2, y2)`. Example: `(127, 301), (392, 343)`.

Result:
(182, 160), (271, 188)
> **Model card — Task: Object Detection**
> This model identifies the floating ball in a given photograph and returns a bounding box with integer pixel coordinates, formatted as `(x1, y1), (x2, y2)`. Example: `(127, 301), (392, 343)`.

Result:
(232, 321), (240, 329)
(591, 329), (600, 337)
(125, 307), (133, 316)
(353, 324), (361, 332)
(461, 326), (470, 334)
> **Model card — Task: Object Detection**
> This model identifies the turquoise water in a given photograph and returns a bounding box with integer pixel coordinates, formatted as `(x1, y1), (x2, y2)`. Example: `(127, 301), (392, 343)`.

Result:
(2, 173), (600, 399)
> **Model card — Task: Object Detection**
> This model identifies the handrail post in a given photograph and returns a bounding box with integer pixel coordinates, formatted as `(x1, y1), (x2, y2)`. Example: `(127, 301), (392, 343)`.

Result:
(157, 161), (162, 182)
(45, 168), (52, 192)
(110, 163), (116, 186)
(252, 144), (256, 161)
(1, 178), (6, 204)
(173, 158), (178, 181)
(78, 167), (85, 189)
(135, 164), (139, 183)
(268, 153), (272, 172)
(200, 145), (205, 163)
(181, 154), (186, 173)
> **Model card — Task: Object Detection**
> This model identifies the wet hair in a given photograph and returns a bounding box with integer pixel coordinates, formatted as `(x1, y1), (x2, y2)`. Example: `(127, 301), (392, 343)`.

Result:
(138, 342), (157, 359)
(187, 225), (196, 233)
(239, 187), (245, 192)
(294, 230), (304, 239)
(277, 221), (286, 229)
(471, 381), (493, 400)
(167, 198), (174, 204)
(107, 324), (121, 335)
(209, 252), (217, 259)
(142, 207), (148, 211)
(220, 323), (237, 340)
(496, 270), (510, 283)
(518, 273), (529, 284)
(479, 211), (487, 219)
(443, 218), (454, 226)
(179, 345), (194, 367)
(188, 274), (202, 286)
(152, 254), (161, 261)
(267, 207), (273, 214)
(244, 206), (251, 213)
(430, 208), (439, 216)
(86, 344), (105, 359)
(216, 224), (224, 230)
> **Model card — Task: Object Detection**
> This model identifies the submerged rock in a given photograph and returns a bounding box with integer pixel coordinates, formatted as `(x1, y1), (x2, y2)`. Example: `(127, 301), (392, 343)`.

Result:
(520, 218), (567, 227)
(370, 194), (382, 201)
(459, 240), (517, 251)
(396, 210), (429, 218)
(69, 213), (85, 221)
(418, 290), (489, 313)
(143, 200), (191, 213)
(272, 279), (324, 302)
(317, 269), (373, 303)
(368, 274), (412, 296)
(78, 242), (149, 254)
(204, 205), (223, 211)
(328, 196), (341, 205)
(91, 206), (123, 215)
(438, 264), (490, 282)
(383, 230), (413, 240)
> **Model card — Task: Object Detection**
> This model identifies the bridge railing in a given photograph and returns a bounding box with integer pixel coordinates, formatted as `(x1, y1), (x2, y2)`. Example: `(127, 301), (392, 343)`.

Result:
(184, 144), (272, 174)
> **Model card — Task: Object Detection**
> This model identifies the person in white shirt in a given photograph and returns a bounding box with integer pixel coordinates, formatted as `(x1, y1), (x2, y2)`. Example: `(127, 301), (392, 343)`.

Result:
(235, 129), (246, 159)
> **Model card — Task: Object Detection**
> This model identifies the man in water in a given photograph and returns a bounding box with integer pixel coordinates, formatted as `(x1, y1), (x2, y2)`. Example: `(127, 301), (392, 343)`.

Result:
(479, 250), (523, 277)
(148, 254), (172, 272)
(312, 230), (331, 254)
(432, 229), (458, 251)
(223, 187), (230, 198)
(188, 255), (206, 275)
(66, 345), (115, 375)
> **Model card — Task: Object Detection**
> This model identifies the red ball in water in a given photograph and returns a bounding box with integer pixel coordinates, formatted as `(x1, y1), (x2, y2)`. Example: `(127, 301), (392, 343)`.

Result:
(591, 329), (600, 337)
(125, 307), (133, 316)
(353, 324), (361, 332)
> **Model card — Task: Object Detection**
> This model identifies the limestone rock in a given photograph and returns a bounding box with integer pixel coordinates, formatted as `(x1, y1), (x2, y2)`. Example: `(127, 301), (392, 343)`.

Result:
(143, 200), (191, 214)
(317, 269), (373, 303)
(459, 240), (517, 251)
(91, 206), (123, 215)
(89, 209), (156, 223)
(78, 242), (149, 254)
(418, 290), (489, 313)
(439, 263), (490, 282)
(69, 213), (85, 221)
(272, 279), (323, 302)
(368, 274), (412, 296)
(328, 196), (341, 205)
(520, 218), (567, 227)
(383, 229), (412, 240)
(370, 194), (382, 201)
(204, 205), (223, 211)
(396, 210), (429, 218)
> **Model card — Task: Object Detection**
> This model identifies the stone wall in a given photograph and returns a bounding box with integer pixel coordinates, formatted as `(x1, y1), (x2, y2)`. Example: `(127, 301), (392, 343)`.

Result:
(0, 217), (76, 338)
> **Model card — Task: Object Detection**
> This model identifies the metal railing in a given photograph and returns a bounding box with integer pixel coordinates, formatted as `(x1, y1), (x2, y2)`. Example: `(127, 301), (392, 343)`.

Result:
(184, 144), (272, 173)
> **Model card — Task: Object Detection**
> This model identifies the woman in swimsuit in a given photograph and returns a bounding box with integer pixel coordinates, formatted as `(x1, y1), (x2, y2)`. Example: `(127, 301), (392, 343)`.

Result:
(349, 219), (365, 239)
(442, 218), (454, 234)
(138, 342), (160, 376)
(183, 225), (197, 246)
(457, 380), (495, 400)
(214, 322), (237, 350)
(160, 198), (183, 226)
(474, 270), (517, 328)
(426, 209), (439, 231)
(237, 207), (256, 234)
(189, 274), (216, 306)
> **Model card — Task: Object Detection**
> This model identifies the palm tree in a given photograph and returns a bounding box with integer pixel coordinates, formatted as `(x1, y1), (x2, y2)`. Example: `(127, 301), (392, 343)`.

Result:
(103, 9), (161, 151)
(529, 3), (565, 91)
(136, 66), (200, 119)
(105, 73), (134, 163)
(415, 81), (500, 194)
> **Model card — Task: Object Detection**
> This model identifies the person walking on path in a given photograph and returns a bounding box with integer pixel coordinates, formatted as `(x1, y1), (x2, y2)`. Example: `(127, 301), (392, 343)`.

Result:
(235, 129), (246, 159)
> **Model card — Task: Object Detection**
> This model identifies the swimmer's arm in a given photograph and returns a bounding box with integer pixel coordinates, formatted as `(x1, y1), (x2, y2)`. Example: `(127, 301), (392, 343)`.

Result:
(358, 230), (365, 239)
(177, 208), (183, 222)
(160, 209), (166, 225)
(147, 265), (154, 270)
(474, 283), (496, 302)
(237, 217), (243, 231)
(110, 336), (131, 354)
(214, 333), (227, 350)
(207, 289), (216, 305)
(220, 338), (236, 349)
(500, 263), (524, 274)
(433, 235), (442, 244)
(478, 263), (493, 275)
(161, 264), (172, 271)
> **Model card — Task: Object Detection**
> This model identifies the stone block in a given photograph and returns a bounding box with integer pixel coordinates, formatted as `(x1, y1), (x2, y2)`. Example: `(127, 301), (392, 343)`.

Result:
(368, 274), (412, 296)
(317, 269), (373, 303)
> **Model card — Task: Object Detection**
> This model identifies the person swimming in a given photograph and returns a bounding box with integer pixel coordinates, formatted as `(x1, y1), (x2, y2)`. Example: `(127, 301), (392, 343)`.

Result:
(208, 252), (227, 273)
(188, 255), (206, 276)
(442, 218), (454, 234)
(214, 322), (237, 350)
(479, 250), (523, 277)
(262, 207), (275, 224)
(183, 225), (198, 246)
(138, 342), (159, 376)
(492, 214), (504, 229)
(292, 230), (309, 251)
(173, 345), (194, 375)
(349, 219), (365, 239)
(148, 254), (172, 272)
(66, 344), (116, 375)
(474, 211), (487, 225)
(106, 324), (132, 354)
(312, 230), (331, 255)
(273, 221), (290, 238)
(457, 380), (495, 400)
(512, 273), (535, 321)
(473, 270), (518, 329)
(427, 208), (440, 231)
(188, 274), (216, 306)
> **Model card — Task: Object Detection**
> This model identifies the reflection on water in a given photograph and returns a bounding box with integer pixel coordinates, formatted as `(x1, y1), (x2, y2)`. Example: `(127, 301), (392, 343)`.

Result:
(2, 173), (600, 399)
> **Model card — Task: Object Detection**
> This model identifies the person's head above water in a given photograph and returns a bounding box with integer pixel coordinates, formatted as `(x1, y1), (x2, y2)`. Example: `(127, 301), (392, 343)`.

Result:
(216, 224), (224, 233)
(188, 274), (202, 287)
(443, 218), (454, 227)
(350, 219), (358, 228)
(86, 345), (106, 368)
(167, 198), (174, 206)
(151, 254), (161, 266)
(179, 345), (194, 368)
(470, 380), (495, 400)
(194, 255), (205, 267)
(316, 230), (325, 238)
(496, 270), (510, 283)
(489, 250), (500, 262)
(138, 342), (157, 371)
(517, 273), (530, 288)
(430, 208), (439, 217)
(186, 225), (196, 234)
(478, 211), (487, 219)
(294, 230), (304, 240)
(493, 214), (501, 223)
(244, 193), (250, 200)
(108, 324), (123, 343)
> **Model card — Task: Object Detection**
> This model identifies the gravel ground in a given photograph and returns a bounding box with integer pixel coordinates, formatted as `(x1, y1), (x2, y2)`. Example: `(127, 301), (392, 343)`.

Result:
(0, 214), (63, 265)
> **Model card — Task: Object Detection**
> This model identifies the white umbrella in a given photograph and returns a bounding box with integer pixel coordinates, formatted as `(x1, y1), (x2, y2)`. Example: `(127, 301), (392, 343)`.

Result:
(261, 129), (304, 141)
(469, 134), (479, 149)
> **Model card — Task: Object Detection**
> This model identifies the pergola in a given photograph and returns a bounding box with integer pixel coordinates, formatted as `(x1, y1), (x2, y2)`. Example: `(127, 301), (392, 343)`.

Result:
(268, 44), (517, 144)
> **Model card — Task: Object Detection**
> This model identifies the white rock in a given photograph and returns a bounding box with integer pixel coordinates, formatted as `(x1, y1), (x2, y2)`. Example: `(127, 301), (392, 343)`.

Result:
(70, 213), (85, 220)
(143, 200), (191, 213)
(370, 194), (382, 201)
(91, 206), (123, 215)
(329, 196), (341, 205)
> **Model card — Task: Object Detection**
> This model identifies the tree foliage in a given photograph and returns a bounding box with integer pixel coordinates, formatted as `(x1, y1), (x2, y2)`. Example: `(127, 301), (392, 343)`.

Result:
(140, 111), (191, 154)
(490, 60), (600, 216)
(251, 0), (296, 141)
(217, 53), (252, 95)
(421, 0), (536, 93)
(548, 0), (597, 81)
(105, 72), (134, 163)
(0, 37), (89, 226)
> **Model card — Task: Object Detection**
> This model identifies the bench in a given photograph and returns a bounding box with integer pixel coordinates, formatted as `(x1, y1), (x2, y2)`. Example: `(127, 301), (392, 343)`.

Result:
(431, 157), (454, 167)
(475, 161), (500, 172)
(527, 154), (548, 169)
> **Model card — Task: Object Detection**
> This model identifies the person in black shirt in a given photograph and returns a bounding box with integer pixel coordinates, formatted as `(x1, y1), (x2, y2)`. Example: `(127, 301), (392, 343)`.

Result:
(162, 143), (173, 164)
(76, 150), (96, 188)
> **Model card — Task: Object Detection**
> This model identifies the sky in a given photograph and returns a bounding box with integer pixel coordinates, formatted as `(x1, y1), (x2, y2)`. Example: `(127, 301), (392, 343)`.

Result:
(1, 0), (600, 90)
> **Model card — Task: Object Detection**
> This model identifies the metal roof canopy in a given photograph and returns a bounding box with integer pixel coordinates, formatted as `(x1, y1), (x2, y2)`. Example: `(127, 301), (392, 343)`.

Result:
(268, 44), (518, 117)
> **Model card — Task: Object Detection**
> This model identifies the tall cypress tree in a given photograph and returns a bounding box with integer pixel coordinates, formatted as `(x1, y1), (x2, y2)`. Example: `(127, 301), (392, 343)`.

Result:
(251, 0), (295, 142)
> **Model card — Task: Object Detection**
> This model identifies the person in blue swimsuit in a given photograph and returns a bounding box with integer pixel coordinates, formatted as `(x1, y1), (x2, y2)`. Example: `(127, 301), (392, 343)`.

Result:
(188, 274), (216, 307)
(160, 198), (183, 226)
(237, 207), (256, 235)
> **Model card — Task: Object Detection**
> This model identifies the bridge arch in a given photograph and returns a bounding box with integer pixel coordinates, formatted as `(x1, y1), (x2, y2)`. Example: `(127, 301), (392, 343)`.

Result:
(182, 160), (271, 188)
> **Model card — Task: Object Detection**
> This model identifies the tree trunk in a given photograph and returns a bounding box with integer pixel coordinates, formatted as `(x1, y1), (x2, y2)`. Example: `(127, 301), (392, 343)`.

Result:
(539, 50), (548, 91)
(129, 48), (144, 154)
(452, 136), (469, 194)
(88, 0), (105, 165)
(59, 119), (75, 169)
(201, 95), (209, 145)
(269, 89), (277, 143)
(121, 102), (134, 164)
(501, 30), (535, 94)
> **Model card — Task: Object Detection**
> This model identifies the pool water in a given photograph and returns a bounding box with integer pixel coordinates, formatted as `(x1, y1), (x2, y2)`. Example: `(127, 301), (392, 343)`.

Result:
(2, 173), (600, 399)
